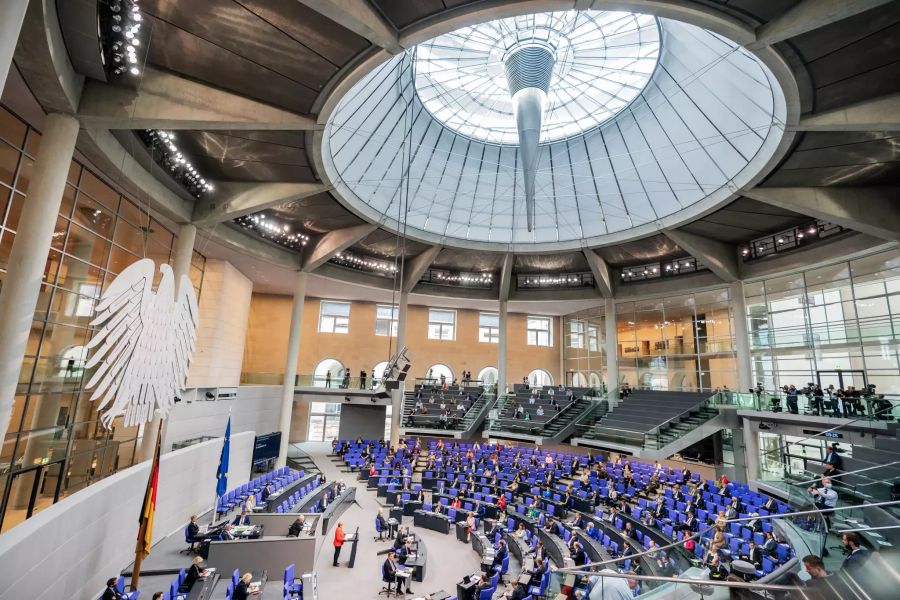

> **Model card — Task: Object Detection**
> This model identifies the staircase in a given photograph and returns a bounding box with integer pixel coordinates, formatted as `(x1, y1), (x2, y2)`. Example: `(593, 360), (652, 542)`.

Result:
(484, 392), (603, 444)
(287, 444), (321, 474)
(572, 390), (722, 459)
(400, 388), (497, 439)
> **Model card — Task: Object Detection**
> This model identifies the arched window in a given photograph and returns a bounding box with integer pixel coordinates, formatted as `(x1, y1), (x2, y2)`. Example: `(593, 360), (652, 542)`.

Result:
(528, 368), (553, 388)
(589, 372), (602, 389)
(372, 361), (390, 388)
(425, 363), (453, 385)
(313, 358), (345, 388)
(478, 366), (498, 386)
(58, 346), (87, 378)
(572, 372), (588, 387)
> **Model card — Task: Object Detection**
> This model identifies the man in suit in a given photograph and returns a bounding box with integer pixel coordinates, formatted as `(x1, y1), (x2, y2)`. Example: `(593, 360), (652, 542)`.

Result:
(741, 541), (763, 569)
(528, 558), (548, 586)
(679, 511), (698, 532)
(492, 539), (508, 569)
(219, 523), (236, 540)
(708, 556), (729, 581)
(101, 578), (127, 600)
(502, 582), (530, 600)
(824, 445), (843, 473)
(232, 510), (251, 526)
(384, 550), (412, 595)
(762, 496), (778, 513)
(762, 532), (777, 556)
(729, 496), (743, 513)
(571, 541), (587, 566)
(841, 532), (869, 574)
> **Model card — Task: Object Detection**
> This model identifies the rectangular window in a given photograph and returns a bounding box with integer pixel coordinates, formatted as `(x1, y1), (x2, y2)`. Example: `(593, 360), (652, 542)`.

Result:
(375, 304), (399, 337)
(569, 320), (584, 349)
(527, 316), (552, 347)
(318, 300), (351, 334)
(479, 312), (499, 343)
(428, 309), (456, 340)
(588, 326), (599, 352)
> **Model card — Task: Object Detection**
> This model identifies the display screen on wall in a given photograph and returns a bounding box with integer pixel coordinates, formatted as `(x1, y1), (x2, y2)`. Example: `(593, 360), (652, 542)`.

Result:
(252, 432), (283, 464)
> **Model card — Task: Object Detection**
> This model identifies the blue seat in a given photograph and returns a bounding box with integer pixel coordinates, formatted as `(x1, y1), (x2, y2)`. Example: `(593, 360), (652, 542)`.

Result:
(478, 588), (495, 600)
(284, 563), (302, 597)
(375, 516), (384, 540)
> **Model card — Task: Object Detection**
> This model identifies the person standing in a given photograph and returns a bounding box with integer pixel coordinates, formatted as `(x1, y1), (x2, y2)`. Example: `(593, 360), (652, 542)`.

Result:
(360, 369), (367, 390)
(841, 532), (869, 574)
(333, 521), (346, 566)
(824, 445), (843, 472)
(325, 370), (332, 388)
(809, 477), (838, 529)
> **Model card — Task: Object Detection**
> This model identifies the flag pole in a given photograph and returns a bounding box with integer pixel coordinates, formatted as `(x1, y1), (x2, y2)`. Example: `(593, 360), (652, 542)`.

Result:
(132, 419), (163, 592)
(212, 409), (232, 527)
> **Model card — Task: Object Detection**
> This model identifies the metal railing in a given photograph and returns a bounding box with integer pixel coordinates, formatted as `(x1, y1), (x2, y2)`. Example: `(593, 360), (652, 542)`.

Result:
(716, 389), (900, 422)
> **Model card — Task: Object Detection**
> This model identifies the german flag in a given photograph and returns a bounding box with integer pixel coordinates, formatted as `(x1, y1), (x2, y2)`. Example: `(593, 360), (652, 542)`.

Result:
(137, 421), (162, 559)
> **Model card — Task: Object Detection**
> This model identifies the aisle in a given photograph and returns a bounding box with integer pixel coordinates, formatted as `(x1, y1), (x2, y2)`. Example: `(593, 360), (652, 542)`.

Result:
(300, 442), (483, 598)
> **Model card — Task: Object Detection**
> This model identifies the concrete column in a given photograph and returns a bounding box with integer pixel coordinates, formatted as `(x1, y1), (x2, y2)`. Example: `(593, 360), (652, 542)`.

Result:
(276, 271), (307, 467)
(0, 0), (28, 96)
(741, 417), (759, 484)
(389, 291), (408, 446)
(0, 114), (79, 447)
(137, 223), (197, 461)
(497, 300), (508, 396)
(730, 281), (752, 393)
(605, 298), (618, 399)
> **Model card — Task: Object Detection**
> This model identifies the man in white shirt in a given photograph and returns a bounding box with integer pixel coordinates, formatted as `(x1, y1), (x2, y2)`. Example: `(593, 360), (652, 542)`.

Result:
(537, 406), (545, 417)
(582, 570), (637, 600)
(809, 477), (838, 528)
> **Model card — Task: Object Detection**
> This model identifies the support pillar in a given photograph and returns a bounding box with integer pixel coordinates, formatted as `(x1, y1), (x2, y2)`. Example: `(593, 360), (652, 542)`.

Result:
(0, 0), (28, 96)
(276, 271), (307, 467)
(741, 417), (759, 484)
(730, 281), (752, 393)
(138, 223), (197, 461)
(605, 298), (618, 399)
(0, 114), (79, 447)
(497, 300), (509, 396)
(389, 291), (408, 446)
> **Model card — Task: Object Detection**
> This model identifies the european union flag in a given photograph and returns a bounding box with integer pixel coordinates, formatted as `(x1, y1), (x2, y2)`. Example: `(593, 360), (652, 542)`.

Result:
(216, 416), (231, 498)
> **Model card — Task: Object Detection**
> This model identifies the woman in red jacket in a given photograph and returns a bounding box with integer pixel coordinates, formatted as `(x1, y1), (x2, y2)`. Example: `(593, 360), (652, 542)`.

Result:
(333, 522), (345, 566)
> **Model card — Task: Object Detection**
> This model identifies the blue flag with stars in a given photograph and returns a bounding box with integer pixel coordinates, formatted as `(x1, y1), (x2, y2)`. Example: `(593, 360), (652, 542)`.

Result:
(216, 416), (231, 498)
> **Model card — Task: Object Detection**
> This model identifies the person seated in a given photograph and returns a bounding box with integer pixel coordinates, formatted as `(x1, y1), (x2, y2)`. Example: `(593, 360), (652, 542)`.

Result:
(181, 556), (208, 592)
(678, 511), (698, 532)
(623, 522), (637, 539)
(503, 582), (530, 600)
(741, 541), (763, 569)
(288, 514), (306, 537)
(529, 556), (548, 585)
(232, 509), (251, 526)
(571, 540), (587, 566)
(376, 508), (388, 537)
(261, 481), (275, 501)
(383, 550), (412, 594)
(708, 556), (729, 581)
(746, 512), (763, 533)
(217, 523), (236, 541)
(233, 572), (262, 600)
(492, 540), (508, 569)
(465, 511), (476, 542)
(513, 522), (527, 539)
(101, 578), (127, 600)
(398, 538), (416, 564)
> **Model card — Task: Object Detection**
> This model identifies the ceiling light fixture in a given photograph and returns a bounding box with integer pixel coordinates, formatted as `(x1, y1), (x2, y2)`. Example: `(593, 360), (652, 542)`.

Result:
(102, 1), (144, 79)
(139, 130), (215, 197)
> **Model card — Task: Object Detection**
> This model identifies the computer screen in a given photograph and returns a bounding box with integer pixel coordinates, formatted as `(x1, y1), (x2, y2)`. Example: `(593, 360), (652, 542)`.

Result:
(252, 432), (282, 464)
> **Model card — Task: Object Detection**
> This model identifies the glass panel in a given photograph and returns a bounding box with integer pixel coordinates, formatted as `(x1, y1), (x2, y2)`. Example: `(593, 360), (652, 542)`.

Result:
(72, 191), (115, 238)
(79, 170), (119, 210)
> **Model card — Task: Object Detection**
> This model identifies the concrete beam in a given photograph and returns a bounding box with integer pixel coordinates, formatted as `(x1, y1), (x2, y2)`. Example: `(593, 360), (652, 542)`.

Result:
(295, 0), (402, 54)
(663, 229), (740, 283)
(749, 0), (894, 49)
(192, 182), (330, 225)
(794, 93), (900, 131)
(499, 253), (514, 302)
(402, 245), (441, 293)
(582, 249), (613, 297)
(76, 68), (321, 130)
(743, 186), (900, 241)
(78, 128), (193, 223)
(301, 223), (378, 272)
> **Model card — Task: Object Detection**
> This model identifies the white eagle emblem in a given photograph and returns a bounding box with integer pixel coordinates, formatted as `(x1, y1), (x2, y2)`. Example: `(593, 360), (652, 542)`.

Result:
(84, 258), (200, 428)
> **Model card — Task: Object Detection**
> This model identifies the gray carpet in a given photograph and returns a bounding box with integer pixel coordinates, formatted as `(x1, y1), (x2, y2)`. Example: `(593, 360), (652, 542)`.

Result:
(300, 442), (500, 599)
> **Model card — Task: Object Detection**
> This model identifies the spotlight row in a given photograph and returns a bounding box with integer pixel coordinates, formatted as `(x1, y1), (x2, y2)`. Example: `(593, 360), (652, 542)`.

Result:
(427, 269), (494, 288)
(101, 0), (144, 78)
(621, 258), (703, 282)
(740, 221), (841, 260)
(235, 214), (309, 250)
(332, 252), (398, 274)
(517, 272), (595, 289)
(138, 130), (214, 198)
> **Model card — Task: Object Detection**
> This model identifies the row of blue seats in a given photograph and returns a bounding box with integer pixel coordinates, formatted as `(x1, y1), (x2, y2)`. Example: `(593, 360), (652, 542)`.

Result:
(217, 467), (301, 513)
(274, 475), (322, 513)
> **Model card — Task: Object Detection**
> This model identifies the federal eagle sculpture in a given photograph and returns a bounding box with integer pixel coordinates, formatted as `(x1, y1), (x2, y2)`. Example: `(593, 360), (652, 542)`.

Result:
(85, 258), (200, 428)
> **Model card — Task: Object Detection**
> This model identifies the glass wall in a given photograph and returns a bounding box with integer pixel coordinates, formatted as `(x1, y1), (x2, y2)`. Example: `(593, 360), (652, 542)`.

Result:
(0, 106), (205, 532)
(746, 248), (900, 394)
(563, 307), (606, 389)
(616, 289), (736, 392)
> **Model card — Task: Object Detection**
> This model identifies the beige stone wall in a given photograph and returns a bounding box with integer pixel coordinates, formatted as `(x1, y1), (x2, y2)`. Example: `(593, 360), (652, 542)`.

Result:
(187, 260), (253, 388)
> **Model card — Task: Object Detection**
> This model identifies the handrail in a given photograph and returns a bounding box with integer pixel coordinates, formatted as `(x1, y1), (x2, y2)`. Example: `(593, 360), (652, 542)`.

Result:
(647, 393), (714, 436)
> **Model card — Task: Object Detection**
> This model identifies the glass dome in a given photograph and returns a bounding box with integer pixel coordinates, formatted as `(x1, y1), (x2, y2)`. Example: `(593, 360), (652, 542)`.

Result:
(413, 11), (661, 145)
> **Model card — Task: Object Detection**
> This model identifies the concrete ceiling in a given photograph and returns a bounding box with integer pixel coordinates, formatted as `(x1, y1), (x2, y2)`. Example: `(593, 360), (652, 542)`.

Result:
(14, 0), (897, 301)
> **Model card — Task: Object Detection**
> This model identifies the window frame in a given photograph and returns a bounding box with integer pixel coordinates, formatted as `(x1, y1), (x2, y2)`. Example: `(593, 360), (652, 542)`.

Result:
(375, 304), (399, 337)
(318, 300), (351, 334)
(428, 308), (457, 341)
(527, 315), (553, 347)
(478, 311), (500, 343)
